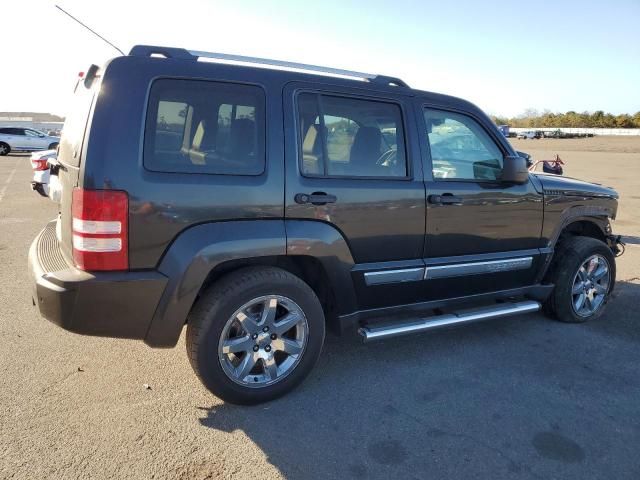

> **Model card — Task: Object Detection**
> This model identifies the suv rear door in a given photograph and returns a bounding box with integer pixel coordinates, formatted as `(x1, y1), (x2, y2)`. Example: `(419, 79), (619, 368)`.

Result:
(284, 82), (426, 310)
(52, 76), (97, 264)
(418, 103), (544, 298)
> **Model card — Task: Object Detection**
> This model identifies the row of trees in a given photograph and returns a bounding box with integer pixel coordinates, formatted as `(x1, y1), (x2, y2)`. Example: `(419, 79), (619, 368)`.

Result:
(491, 110), (640, 129)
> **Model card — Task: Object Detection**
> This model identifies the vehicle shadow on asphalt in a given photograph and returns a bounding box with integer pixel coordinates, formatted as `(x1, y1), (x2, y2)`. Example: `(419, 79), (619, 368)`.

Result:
(198, 281), (640, 479)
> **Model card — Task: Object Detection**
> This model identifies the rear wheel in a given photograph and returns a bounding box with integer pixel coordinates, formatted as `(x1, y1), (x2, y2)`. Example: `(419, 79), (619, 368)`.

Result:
(186, 267), (325, 405)
(543, 236), (615, 323)
(0, 143), (10, 156)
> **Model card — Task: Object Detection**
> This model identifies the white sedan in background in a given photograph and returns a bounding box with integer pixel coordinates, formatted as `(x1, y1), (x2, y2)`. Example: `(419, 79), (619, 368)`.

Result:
(0, 127), (60, 155)
(30, 149), (57, 197)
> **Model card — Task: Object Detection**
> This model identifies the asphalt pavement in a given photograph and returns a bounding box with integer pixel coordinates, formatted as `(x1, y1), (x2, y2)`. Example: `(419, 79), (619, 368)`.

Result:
(1, 148), (639, 479)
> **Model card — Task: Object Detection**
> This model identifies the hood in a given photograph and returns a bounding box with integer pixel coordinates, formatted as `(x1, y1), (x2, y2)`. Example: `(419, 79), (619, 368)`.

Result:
(533, 172), (619, 199)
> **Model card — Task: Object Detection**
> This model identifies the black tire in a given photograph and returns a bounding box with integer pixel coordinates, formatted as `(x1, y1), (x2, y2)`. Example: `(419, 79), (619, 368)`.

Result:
(48, 142), (59, 150)
(0, 142), (10, 156)
(186, 267), (325, 405)
(543, 236), (616, 323)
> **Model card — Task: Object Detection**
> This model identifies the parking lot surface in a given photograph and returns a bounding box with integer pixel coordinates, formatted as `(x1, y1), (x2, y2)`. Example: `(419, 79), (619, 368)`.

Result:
(1, 137), (639, 479)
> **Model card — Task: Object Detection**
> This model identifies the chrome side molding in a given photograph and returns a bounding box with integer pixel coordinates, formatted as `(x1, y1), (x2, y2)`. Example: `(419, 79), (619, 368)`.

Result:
(362, 256), (534, 286)
(358, 300), (540, 342)
(425, 257), (533, 280)
(364, 267), (425, 286)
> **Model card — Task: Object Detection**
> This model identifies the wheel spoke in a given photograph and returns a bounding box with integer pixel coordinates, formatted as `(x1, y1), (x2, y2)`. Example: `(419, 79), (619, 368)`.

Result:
(260, 297), (278, 326)
(236, 311), (259, 332)
(235, 352), (258, 380)
(592, 265), (608, 281)
(273, 312), (302, 335)
(577, 267), (588, 282)
(264, 356), (278, 380)
(572, 281), (585, 294)
(222, 335), (253, 355)
(594, 283), (608, 295)
(272, 337), (303, 356)
(574, 293), (586, 312)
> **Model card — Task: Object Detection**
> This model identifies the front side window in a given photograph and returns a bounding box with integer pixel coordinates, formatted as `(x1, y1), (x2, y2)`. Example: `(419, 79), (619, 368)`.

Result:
(297, 93), (407, 178)
(144, 79), (265, 175)
(424, 109), (503, 181)
(25, 129), (43, 137)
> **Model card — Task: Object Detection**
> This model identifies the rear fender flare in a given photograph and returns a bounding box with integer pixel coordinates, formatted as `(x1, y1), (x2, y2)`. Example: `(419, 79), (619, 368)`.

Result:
(145, 220), (286, 347)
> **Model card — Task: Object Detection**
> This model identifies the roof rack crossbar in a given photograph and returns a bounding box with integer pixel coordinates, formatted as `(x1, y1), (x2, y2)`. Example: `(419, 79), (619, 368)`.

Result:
(129, 45), (408, 87)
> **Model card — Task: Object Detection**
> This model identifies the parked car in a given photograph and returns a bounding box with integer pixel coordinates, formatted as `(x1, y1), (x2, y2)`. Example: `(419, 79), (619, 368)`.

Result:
(516, 130), (541, 140)
(30, 149), (57, 197)
(29, 46), (623, 405)
(0, 127), (59, 155)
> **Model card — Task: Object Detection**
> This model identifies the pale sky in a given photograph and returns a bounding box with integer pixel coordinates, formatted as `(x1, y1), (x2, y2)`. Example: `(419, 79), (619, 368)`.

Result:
(3, 0), (639, 118)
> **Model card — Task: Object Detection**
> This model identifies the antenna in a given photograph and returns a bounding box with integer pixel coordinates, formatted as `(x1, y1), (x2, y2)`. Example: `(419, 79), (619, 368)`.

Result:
(55, 4), (125, 56)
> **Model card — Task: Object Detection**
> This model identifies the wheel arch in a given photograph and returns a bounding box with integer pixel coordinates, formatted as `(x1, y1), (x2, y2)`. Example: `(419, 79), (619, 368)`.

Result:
(144, 219), (357, 347)
(538, 215), (611, 283)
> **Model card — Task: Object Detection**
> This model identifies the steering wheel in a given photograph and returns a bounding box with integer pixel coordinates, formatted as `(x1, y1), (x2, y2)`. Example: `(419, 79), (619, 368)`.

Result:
(375, 148), (397, 167)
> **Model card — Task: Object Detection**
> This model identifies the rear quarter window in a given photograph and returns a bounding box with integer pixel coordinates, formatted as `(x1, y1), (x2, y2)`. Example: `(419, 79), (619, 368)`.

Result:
(58, 86), (95, 167)
(144, 79), (266, 176)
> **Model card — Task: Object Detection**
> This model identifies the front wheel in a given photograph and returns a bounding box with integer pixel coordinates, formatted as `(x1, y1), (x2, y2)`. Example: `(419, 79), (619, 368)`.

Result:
(544, 236), (616, 323)
(48, 142), (59, 150)
(186, 267), (325, 405)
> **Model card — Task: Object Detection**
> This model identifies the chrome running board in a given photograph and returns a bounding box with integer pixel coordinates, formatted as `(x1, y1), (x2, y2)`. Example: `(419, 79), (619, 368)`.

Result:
(358, 300), (540, 343)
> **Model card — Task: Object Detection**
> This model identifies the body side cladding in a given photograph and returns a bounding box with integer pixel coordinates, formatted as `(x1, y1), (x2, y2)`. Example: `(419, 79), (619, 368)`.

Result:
(145, 220), (286, 347)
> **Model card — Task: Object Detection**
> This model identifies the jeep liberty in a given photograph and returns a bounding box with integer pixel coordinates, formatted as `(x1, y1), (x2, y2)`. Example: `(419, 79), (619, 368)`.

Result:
(29, 46), (623, 404)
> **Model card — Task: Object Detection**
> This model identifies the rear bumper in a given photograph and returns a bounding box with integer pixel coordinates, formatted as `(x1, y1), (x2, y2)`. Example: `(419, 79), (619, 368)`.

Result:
(29, 221), (168, 340)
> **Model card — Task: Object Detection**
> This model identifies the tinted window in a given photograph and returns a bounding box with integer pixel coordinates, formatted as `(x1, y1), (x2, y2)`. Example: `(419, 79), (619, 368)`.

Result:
(298, 93), (407, 178)
(144, 79), (265, 175)
(11, 128), (25, 136)
(424, 109), (503, 181)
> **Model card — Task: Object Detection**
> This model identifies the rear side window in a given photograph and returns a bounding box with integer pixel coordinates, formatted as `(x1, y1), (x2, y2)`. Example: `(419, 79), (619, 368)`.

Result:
(144, 79), (265, 175)
(297, 93), (407, 178)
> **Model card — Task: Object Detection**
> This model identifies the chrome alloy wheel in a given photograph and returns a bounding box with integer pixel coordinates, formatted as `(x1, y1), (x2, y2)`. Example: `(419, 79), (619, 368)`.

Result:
(218, 295), (309, 387)
(571, 254), (611, 317)
(0, 145), (8, 155)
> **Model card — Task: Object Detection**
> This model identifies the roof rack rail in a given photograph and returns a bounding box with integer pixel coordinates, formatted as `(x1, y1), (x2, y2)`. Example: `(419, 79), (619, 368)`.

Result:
(128, 45), (409, 88)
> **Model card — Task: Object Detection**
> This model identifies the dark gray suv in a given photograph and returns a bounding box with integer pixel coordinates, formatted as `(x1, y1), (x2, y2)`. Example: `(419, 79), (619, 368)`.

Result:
(29, 45), (623, 404)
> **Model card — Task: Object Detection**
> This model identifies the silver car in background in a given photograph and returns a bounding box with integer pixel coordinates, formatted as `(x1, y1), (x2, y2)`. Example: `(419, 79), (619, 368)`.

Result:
(0, 127), (60, 155)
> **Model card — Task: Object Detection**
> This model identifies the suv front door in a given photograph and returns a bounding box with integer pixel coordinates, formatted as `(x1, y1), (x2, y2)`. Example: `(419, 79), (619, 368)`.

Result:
(419, 105), (544, 299)
(284, 83), (426, 310)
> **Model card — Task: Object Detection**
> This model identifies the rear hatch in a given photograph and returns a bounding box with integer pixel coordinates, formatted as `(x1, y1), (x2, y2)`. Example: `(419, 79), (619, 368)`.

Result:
(52, 70), (100, 266)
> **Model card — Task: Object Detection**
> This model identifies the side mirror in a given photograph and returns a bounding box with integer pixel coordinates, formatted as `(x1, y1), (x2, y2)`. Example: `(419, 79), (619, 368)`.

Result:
(516, 150), (533, 168)
(502, 155), (529, 184)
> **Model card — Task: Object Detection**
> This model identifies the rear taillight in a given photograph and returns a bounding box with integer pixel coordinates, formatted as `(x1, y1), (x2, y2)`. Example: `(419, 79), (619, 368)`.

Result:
(72, 188), (128, 271)
(31, 158), (48, 171)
